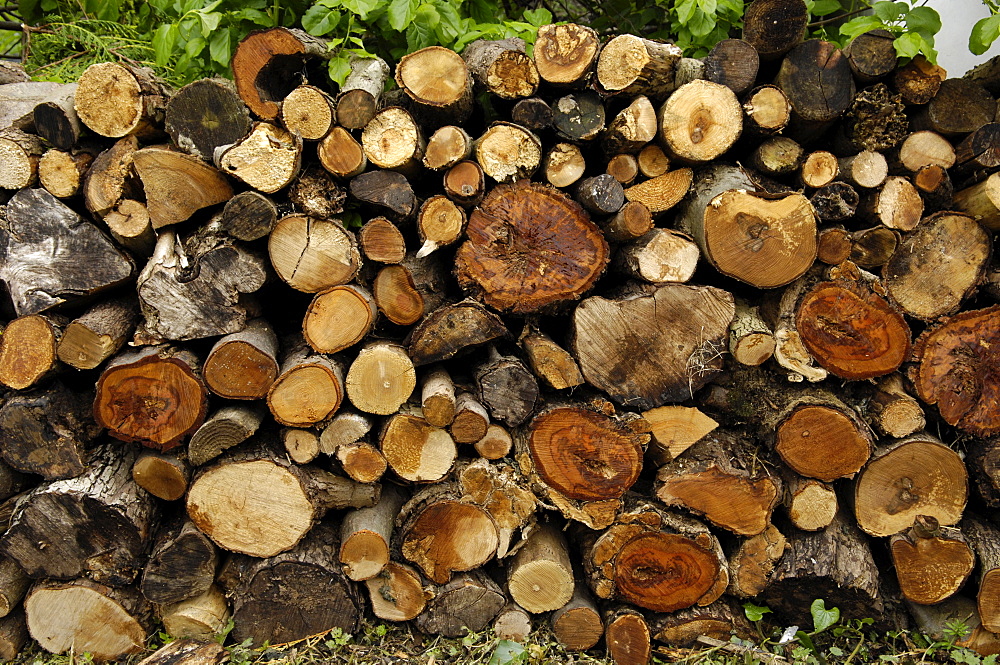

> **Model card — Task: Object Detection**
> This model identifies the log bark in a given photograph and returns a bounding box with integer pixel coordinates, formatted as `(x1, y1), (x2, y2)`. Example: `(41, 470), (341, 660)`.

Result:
(575, 174), (624, 215)
(165, 78), (250, 161)
(83, 135), (138, 217)
(27, 83), (81, 149)
(602, 96), (657, 155)
(953, 171), (1000, 230)
(651, 597), (754, 647)
(137, 639), (225, 665)
(728, 299), (776, 366)
(217, 122), (302, 193)
(350, 169), (417, 219)
(912, 78), (993, 137)
(963, 515), (1000, 633)
(894, 55), (946, 105)
(512, 97), (553, 131)
(141, 517), (218, 605)
(837, 82), (908, 153)
(336, 55), (389, 129)
(289, 165), (346, 220)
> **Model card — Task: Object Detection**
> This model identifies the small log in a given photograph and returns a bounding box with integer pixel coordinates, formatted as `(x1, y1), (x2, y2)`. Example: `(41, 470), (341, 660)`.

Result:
(784, 475), (838, 532)
(652, 597), (755, 648)
(837, 82), (908, 152)
(0, 556), (28, 620)
(607, 153), (639, 185)
(772, 395), (873, 481)
(511, 97), (553, 131)
(359, 217), (406, 263)
(336, 443), (386, 483)
(159, 585), (230, 641)
(138, 639), (225, 665)
(552, 90), (605, 142)
(850, 225), (899, 268)
(0, 128), (37, 188)
(318, 125), (366, 178)
(912, 78), (994, 137)
(443, 159), (485, 207)
(508, 522), (575, 613)
(165, 78), (250, 161)
(283, 428), (320, 464)
(575, 174), (625, 215)
(533, 23), (600, 87)
(475, 122), (542, 183)
(280, 84), (335, 140)
(659, 80), (742, 162)
(800, 150), (839, 188)
(601, 200), (653, 242)
(83, 134), (138, 217)
(362, 106), (425, 172)
(268, 214), (361, 292)
(837, 149), (888, 188)
(544, 142), (586, 188)
(350, 169), (417, 219)
(637, 144), (670, 177)
(475, 349), (539, 427)
(219, 191), (277, 242)
(742, 85), (791, 135)
(423, 125), (472, 171)
(602, 96), (656, 155)
(462, 38), (539, 99)
(345, 341), (416, 416)
(963, 515), (1000, 633)
(29, 83), (81, 149)
(474, 424), (514, 460)
(395, 46), (473, 126)
(891, 516), (974, 605)
(868, 373), (926, 439)
(750, 136), (803, 176)
(421, 368), (456, 428)
(704, 38), (758, 95)
(605, 608), (650, 665)
(365, 561), (427, 622)
(953, 122), (1000, 179)
(415, 571), (506, 637)
(267, 341), (344, 427)
(860, 175), (923, 231)
(231, 27), (329, 120)
(642, 405), (717, 466)
(303, 284), (377, 354)
(519, 326), (584, 391)
(38, 148), (92, 198)
(414, 196), (465, 258)
(141, 518), (218, 605)
(407, 299), (508, 366)
(0, 313), (61, 390)
(624, 169), (694, 217)
(450, 392), (490, 444)
(894, 54), (946, 105)
(909, 596), (1000, 657)
(727, 299), (776, 367)
(596, 34), (681, 98)
(380, 411), (457, 483)
(203, 319), (279, 400)
(775, 39), (855, 126)
(187, 405), (265, 467)
(953, 171), (1000, 230)
(551, 586), (603, 651)
(616, 228), (699, 285)
(217, 122), (302, 193)
(494, 603), (532, 642)
(132, 450), (189, 501)
(726, 524), (787, 599)
(844, 29), (896, 82)
(74, 62), (169, 138)
(289, 165), (346, 220)
(337, 55), (390, 129)
(339, 483), (407, 581)
(895, 130), (956, 172)
(104, 199), (155, 255)
(741, 0), (807, 59)
(319, 410), (373, 455)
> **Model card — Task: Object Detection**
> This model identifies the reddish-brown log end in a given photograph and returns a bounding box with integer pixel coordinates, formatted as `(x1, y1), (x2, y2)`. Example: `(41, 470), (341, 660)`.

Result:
(614, 532), (720, 612)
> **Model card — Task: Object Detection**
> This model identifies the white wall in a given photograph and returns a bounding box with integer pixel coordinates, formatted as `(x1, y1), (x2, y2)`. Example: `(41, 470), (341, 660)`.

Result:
(926, 0), (1000, 76)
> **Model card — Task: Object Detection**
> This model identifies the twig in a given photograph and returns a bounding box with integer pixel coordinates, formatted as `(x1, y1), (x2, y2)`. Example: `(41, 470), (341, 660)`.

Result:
(695, 635), (789, 664)
(807, 7), (871, 28)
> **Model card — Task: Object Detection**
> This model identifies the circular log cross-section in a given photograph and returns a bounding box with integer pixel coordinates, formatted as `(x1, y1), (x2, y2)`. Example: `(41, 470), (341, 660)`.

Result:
(75, 62), (161, 138)
(400, 500), (499, 584)
(269, 215), (361, 293)
(528, 408), (643, 502)
(854, 439), (968, 537)
(0, 315), (57, 390)
(614, 532), (720, 613)
(303, 285), (376, 354)
(395, 46), (472, 123)
(776, 404), (872, 482)
(796, 281), (911, 380)
(659, 80), (743, 163)
(533, 23), (600, 86)
(455, 180), (608, 314)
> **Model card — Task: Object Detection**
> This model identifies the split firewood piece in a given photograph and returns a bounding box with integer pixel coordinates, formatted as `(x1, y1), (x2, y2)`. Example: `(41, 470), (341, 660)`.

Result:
(416, 195), (466, 258)
(303, 285), (377, 355)
(203, 319), (278, 400)
(2, 187), (133, 315)
(655, 431), (780, 536)
(601, 201), (653, 243)
(137, 229), (267, 341)
(339, 483), (407, 581)
(373, 264), (423, 325)
(443, 159), (485, 207)
(659, 80), (742, 162)
(607, 153), (639, 185)
(854, 436), (968, 537)
(551, 586), (603, 651)
(742, 85), (791, 135)
(770, 395), (873, 481)
(912, 306), (1000, 436)
(282, 428), (319, 464)
(141, 518), (218, 606)
(519, 326), (584, 391)
(188, 442), (377, 558)
(913, 78), (994, 137)
(456, 458), (536, 557)
(398, 483), (499, 583)
(475, 122), (542, 182)
(351, 169), (418, 219)
(0, 378), (100, 480)
(605, 608), (650, 665)
(138, 638), (226, 665)
(416, 572), (506, 637)
(642, 405), (718, 465)
(463, 38), (538, 99)
(0, 313), (62, 390)
(516, 405), (644, 529)
(47, 292), (127, 368)
(346, 341), (416, 416)
(572, 283), (734, 408)
(533, 23), (600, 87)
(844, 29), (896, 82)
(165, 78), (251, 161)
(132, 450), (189, 501)
(475, 424), (514, 460)
(421, 367), (456, 428)
(652, 597), (755, 648)
(868, 373), (926, 439)
(456, 180), (608, 314)
(395, 46), (473, 125)
(1, 443), (156, 586)
(751, 136), (802, 176)
(741, 0), (807, 59)
(217, 523), (359, 646)
(796, 279), (911, 380)
(318, 126), (366, 178)
(494, 603), (532, 642)
(336, 443), (386, 483)
(104, 199), (155, 255)
(95, 346), (207, 451)
(616, 228), (699, 285)
(379, 410), (457, 483)
(728, 299), (776, 367)
(784, 474), (838, 532)
(850, 226), (899, 268)
(800, 150), (839, 188)
(575, 174), (624, 215)
(279, 84), (334, 140)
(895, 130), (956, 172)
(552, 90), (605, 142)
(231, 27), (328, 120)
(269, 214), (361, 292)
(891, 515), (974, 606)
(884, 212), (991, 320)
(75, 62), (169, 138)
(159, 585), (230, 641)
(512, 97), (553, 130)
(450, 392), (490, 444)
(289, 165), (346, 220)
(359, 217), (406, 263)
(764, 510), (882, 623)
(362, 106), (425, 172)
(217, 122), (302, 193)
(336, 55), (389, 129)
(25, 579), (152, 661)
(188, 405), (265, 467)
(596, 34), (681, 98)
(602, 96), (657, 155)
(704, 38), (759, 95)
(726, 524), (787, 598)
(319, 410), (373, 455)
(775, 40), (855, 127)
(769, 270), (828, 383)
(860, 175), (923, 231)
(365, 561), (427, 622)
(838, 150), (887, 189)
(38, 148), (92, 198)
(423, 125), (472, 171)
(954, 171), (1000, 230)
(475, 348), (539, 427)
(267, 340), (344, 427)
(408, 299), (508, 366)
(508, 522), (575, 613)
(30, 83), (81, 149)
(544, 142), (586, 188)
(962, 515), (1000, 632)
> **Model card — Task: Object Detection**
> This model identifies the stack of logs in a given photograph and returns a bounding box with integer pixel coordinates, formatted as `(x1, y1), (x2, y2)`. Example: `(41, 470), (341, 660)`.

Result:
(2, 0), (1000, 661)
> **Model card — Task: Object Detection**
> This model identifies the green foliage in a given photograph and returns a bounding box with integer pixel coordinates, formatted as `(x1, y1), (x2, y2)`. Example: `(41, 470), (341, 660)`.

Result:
(834, 0), (941, 64)
(971, 0), (1000, 56)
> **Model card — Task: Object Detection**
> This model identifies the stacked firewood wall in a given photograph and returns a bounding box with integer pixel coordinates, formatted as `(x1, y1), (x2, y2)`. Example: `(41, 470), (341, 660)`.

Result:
(2, 0), (1000, 661)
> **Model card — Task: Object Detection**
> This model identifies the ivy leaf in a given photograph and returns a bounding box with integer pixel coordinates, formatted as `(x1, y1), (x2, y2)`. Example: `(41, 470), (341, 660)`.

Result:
(152, 23), (179, 66)
(905, 6), (941, 37)
(743, 602), (772, 622)
(810, 598), (840, 633)
(522, 8), (552, 27)
(209, 27), (230, 65)
(488, 640), (526, 665)
(388, 0), (418, 32)
(302, 5), (341, 35)
(970, 14), (1000, 55)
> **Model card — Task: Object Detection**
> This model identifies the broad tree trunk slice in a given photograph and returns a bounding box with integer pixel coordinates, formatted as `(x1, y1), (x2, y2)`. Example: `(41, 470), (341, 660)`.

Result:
(884, 212), (990, 320)
(421, 367), (456, 428)
(74, 62), (169, 138)
(345, 341), (416, 416)
(659, 80), (742, 162)
(350, 169), (417, 219)
(231, 27), (329, 120)
(203, 319), (279, 400)
(268, 214), (361, 292)
(217, 522), (359, 647)
(0, 313), (61, 390)
(596, 34), (681, 98)
(571, 283), (734, 408)
(415, 571), (506, 637)
(742, 0), (807, 59)
(853, 436), (968, 537)
(455, 179), (608, 314)
(2, 187), (133, 316)
(337, 55), (389, 129)
(159, 585), (230, 641)
(397, 484), (499, 583)
(475, 122), (542, 183)
(267, 341), (344, 427)
(25, 579), (151, 661)
(217, 122), (302, 193)
(141, 518), (218, 605)
(963, 515), (1000, 633)
(360, 217), (407, 263)
(279, 84), (334, 140)
(742, 85), (791, 135)
(1, 443), (157, 586)
(508, 522), (575, 613)
(364, 561), (426, 622)
(165, 78), (250, 161)
(132, 449), (189, 501)
(551, 586), (603, 651)
(379, 411), (457, 483)
(361, 106), (425, 172)
(463, 38), (539, 99)
(533, 23), (600, 87)
(775, 40), (855, 126)
(303, 285), (376, 354)
(339, 484), (407, 582)
(911, 306), (1000, 436)
(395, 46), (473, 126)
(890, 516), (974, 605)
(408, 299), (508, 366)
(772, 395), (873, 481)
(518, 326), (584, 391)
(726, 524), (787, 598)
(318, 126), (367, 178)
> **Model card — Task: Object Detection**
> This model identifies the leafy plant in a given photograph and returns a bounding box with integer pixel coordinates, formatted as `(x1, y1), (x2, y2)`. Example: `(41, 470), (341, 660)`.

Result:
(837, 1), (941, 64)
(971, 0), (1000, 55)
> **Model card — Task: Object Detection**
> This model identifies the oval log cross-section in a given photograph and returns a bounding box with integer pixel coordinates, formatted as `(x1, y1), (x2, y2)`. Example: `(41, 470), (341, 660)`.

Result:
(776, 404), (872, 481)
(613, 532), (720, 613)
(400, 500), (499, 584)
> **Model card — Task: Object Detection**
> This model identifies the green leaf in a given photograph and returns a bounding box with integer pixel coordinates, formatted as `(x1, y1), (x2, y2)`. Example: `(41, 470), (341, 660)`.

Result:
(905, 6), (941, 37)
(970, 14), (1000, 55)
(328, 54), (353, 85)
(522, 8), (552, 27)
(197, 11), (221, 37)
(840, 16), (889, 41)
(743, 602), (772, 622)
(209, 28), (230, 65)
(698, 0), (717, 15)
(873, 1), (907, 23)
(808, 0), (842, 17)
(489, 640), (527, 665)
(152, 23), (178, 66)
(185, 34), (206, 58)
(302, 5), (341, 35)
(388, 0), (418, 32)
(676, 0), (697, 25)
(810, 598), (840, 633)
(342, 0), (380, 20)
(688, 10), (717, 37)
(894, 30), (922, 59)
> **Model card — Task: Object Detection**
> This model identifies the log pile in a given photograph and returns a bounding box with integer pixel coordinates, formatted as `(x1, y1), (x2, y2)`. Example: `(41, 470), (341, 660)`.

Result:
(2, 3), (1000, 660)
